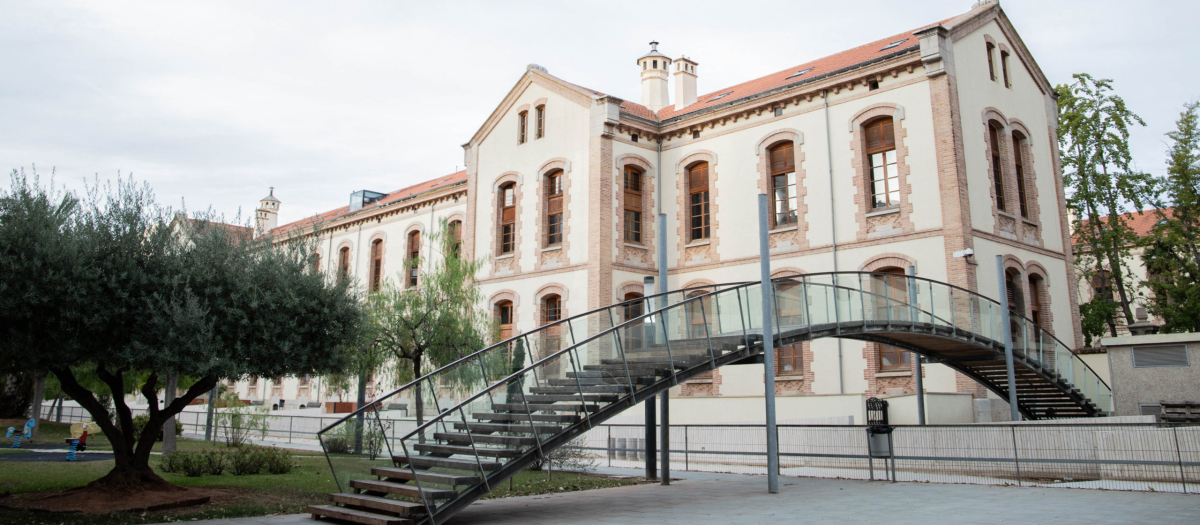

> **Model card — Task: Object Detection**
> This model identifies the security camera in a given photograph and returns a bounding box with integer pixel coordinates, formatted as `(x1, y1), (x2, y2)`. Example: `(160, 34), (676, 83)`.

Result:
(952, 248), (974, 258)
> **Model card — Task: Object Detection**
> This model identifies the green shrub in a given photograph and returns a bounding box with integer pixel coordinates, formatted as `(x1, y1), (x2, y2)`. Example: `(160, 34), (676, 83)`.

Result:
(130, 413), (183, 442)
(179, 452), (210, 477)
(324, 436), (350, 454)
(204, 450), (227, 475)
(262, 447), (293, 474)
(159, 451), (183, 473)
(216, 391), (269, 447)
(228, 446), (266, 475)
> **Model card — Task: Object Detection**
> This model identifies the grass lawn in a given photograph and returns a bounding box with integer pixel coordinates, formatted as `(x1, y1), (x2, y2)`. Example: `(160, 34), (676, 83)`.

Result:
(0, 433), (638, 525)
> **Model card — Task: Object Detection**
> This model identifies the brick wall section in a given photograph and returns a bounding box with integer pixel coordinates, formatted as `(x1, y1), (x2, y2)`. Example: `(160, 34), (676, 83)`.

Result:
(680, 368), (721, 397)
(586, 122), (615, 312)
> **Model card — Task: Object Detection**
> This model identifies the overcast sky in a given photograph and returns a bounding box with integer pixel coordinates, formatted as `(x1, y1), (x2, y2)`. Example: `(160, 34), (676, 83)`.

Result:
(2, 0), (1196, 226)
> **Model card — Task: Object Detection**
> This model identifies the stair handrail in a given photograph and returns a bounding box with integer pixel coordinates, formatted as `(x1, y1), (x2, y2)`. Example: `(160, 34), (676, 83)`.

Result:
(315, 281), (752, 436)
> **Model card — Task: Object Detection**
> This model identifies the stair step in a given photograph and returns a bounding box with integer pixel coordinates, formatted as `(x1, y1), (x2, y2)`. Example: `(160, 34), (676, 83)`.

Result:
(371, 466), (479, 486)
(329, 493), (425, 516)
(491, 402), (600, 412)
(473, 411), (579, 423)
(434, 432), (537, 447)
(413, 442), (523, 458)
(453, 421), (562, 434)
(530, 385), (630, 395)
(349, 479), (456, 501)
(309, 504), (412, 525)
(582, 364), (675, 374)
(395, 454), (502, 472)
(548, 377), (654, 387)
(524, 393), (619, 403)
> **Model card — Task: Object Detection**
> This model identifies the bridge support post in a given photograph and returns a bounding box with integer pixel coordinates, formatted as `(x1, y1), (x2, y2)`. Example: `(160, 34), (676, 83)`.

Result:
(758, 194), (780, 494)
(660, 391), (670, 485)
(996, 255), (1020, 422)
(645, 398), (657, 481)
(907, 266), (926, 426)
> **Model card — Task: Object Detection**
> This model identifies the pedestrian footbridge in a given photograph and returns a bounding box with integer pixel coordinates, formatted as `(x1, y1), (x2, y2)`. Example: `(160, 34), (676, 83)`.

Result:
(309, 272), (1111, 525)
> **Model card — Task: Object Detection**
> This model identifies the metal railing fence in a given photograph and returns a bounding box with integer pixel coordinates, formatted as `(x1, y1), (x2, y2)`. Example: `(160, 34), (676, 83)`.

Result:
(580, 422), (1200, 493)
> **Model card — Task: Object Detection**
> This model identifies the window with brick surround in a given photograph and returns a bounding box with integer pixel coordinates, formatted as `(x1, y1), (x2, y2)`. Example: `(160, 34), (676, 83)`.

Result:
(986, 42), (997, 82)
(499, 183), (516, 254)
(1029, 274), (1045, 343)
(865, 118), (898, 209)
(870, 267), (907, 321)
(687, 290), (714, 379)
(370, 238), (383, 292)
(1013, 132), (1029, 218)
(687, 162), (711, 241)
(495, 300), (513, 342)
(312, 253), (321, 273)
(543, 294), (562, 324)
(770, 142), (798, 226)
(406, 231), (420, 287)
(545, 170), (563, 246)
(338, 246), (350, 279)
(518, 111), (528, 144)
(879, 344), (911, 371)
(449, 220), (463, 258)
(624, 166), (643, 243)
(990, 123), (1007, 212)
(622, 292), (645, 349)
(777, 343), (802, 376)
(535, 105), (545, 139)
(1092, 269), (1113, 300)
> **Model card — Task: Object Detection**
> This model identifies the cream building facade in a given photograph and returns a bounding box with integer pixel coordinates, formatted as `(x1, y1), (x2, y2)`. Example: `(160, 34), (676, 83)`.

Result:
(242, 1), (1083, 423)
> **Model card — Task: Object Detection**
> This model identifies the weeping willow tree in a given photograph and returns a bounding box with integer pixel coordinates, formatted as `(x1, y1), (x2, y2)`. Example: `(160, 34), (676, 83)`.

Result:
(366, 218), (493, 426)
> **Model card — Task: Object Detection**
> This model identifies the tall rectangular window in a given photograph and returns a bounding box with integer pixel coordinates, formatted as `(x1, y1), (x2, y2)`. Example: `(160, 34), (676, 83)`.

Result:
(777, 343), (802, 376)
(624, 167), (643, 243)
(406, 231), (420, 287)
(1001, 51), (1011, 88)
(535, 105), (545, 139)
(449, 220), (462, 258)
(990, 124), (1007, 212)
(879, 344), (912, 371)
(518, 111), (528, 144)
(338, 247), (350, 278)
(545, 171), (563, 246)
(770, 142), (798, 225)
(370, 239), (383, 292)
(688, 163), (711, 241)
(1013, 133), (1028, 218)
(986, 43), (997, 82)
(500, 184), (516, 254)
(865, 118), (898, 209)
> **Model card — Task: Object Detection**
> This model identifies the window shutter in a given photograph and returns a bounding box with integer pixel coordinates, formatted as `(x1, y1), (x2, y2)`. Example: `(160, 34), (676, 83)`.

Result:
(1133, 345), (1190, 367)
(866, 124), (883, 150)
(881, 122), (895, 149)
(626, 190), (641, 212)
(689, 164), (708, 191)
(548, 195), (563, 215)
(502, 206), (515, 222)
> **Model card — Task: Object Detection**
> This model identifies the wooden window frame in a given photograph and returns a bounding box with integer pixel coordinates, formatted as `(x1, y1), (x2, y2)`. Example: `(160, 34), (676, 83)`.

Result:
(624, 166), (643, 243)
(499, 183), (516, 254)
(687, 162), (711, 242)
(1013, 132), (1028, 218)
(986, 42), (997, 82)
(990, 124), (1007, 213)
(777, 343), (803, 376)
(769, 142), (798, 226)
(865, 118), (899, 210)
(1000, 51), (1011, 88)
(518, 111), (528, 144)
(406, 231), (420, 288)
(449, 220), (463, 258)
(496, 300), (514, 342)
(543, 294), (562, 324)
(545, 171), (564, 246)
(535, 105), (545, 139)
(878, 344), (912, 372)
(370, 239), (383, 292)
(338, 246), (351, 278)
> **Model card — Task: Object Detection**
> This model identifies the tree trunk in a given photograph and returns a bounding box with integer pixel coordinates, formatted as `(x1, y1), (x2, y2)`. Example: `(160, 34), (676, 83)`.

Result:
(413, 353), (424, 429)
(204, 384), (218, 441)
(29, 375), (45, 439)
(354, 370), (367, 454)
(162, 374), (177, 455)
(55, 393), (64, 423)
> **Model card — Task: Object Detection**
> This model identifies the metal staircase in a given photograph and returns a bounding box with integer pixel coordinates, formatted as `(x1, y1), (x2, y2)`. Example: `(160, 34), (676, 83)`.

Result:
(308, 272), (1111, 525)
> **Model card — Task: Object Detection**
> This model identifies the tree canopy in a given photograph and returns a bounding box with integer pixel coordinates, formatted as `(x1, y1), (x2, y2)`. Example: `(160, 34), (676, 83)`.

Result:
(0, 171), (366, 488)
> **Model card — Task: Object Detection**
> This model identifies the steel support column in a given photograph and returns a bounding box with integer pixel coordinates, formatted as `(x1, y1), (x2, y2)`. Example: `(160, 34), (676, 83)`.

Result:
(907, 266), (925, 425)
(758, 194), (780, 494)
(645, 398), (657, 481)
(660, 391), (670, 485)
(996, 255), (1020, 422)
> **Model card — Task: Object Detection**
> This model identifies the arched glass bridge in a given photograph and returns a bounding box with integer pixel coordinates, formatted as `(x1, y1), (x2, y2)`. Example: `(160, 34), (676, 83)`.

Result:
(309, 272), (1111, 525)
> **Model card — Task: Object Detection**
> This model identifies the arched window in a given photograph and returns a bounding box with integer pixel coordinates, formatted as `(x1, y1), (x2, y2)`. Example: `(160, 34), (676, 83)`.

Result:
(370, 239), (384, 292)
(865, 118), (898, 209)
(686, 289), (715, 379)
(986, 42), (997, 82)
(535, 105), (545, 139)
(448, 220), (463, 258)
(518, 111), (528, 144)
(871, 267), (908, 321)
(1000, 51), (1011, 88)
(1005, 269), (1025, 314)
(1092, 269), (1112, 300)
(406, 231), (420, 287)
(543, 294), (562, 324)
(499, 183), (516, 254)
(990, 123), (1007, 212)
(624, 166), (643, 243)
(311, 253), (321, 273)
(622, 292), (646, 350)
(1029, 274), (1045, 334)
(1013, 132), (1028, 218)
(545, 170), (563, 246)
(495, 300), (514, 342)
(687, 162), (711, 241)
(338, 246), (351, 278)
(769, 142), (798, 226)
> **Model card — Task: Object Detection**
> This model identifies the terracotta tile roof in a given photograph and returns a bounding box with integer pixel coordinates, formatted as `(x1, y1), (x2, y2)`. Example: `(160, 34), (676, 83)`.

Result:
(619, 17), (958, 123)
(270, 170), (467, 236)
(1075, 207), (1174, 244)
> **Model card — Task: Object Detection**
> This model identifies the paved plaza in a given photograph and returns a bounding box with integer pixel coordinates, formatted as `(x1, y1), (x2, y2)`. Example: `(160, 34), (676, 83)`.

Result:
(164, 467), (1200, 525)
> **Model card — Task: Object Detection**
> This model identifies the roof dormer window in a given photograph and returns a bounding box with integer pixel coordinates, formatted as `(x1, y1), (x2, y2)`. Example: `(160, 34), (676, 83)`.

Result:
(880, 38), (909, 51)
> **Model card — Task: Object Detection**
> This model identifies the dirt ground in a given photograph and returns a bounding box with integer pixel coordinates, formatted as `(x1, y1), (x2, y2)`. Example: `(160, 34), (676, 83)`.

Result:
(0, 485), (229, 514)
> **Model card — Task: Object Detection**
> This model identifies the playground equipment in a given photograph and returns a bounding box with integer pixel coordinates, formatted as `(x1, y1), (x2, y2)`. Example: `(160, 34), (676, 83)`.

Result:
(6, 419), (35, 448)
(65, 421), (94, 461)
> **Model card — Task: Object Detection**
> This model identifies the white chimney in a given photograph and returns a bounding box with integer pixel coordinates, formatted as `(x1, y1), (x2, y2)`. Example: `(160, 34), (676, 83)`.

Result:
(637, 41), (671, 112)
(255, 187), (280, 238)
(673, 56), (699, 109)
